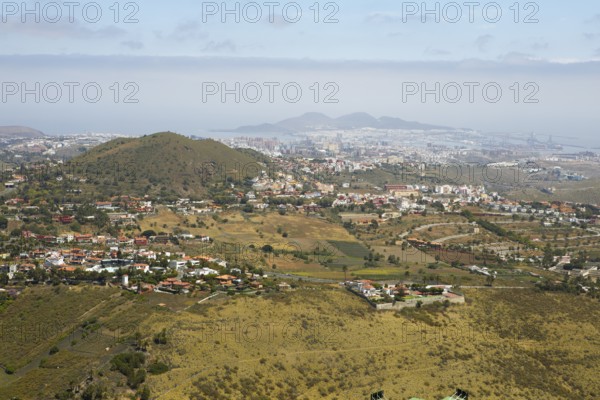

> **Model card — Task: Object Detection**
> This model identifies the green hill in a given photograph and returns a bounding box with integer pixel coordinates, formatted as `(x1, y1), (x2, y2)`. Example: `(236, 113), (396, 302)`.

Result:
(71, 132), (264, 197)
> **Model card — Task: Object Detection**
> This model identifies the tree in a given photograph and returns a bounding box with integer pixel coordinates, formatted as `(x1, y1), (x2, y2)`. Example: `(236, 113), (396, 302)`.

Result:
(81, 383), (106, 400)
(342, 265), (348, 283)
(141, 229), (156, 238)
(139, 385), (151, 400)
(128, 368), (146, 389)
(70, 221), (81, 232)
(541, 244), (554, 268)
(94, 211), (110, 229)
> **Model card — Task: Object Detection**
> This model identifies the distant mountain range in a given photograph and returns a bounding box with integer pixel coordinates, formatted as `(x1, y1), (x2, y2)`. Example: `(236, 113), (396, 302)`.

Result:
(217, 112), (455, 134)
(0, 126), (45, 138)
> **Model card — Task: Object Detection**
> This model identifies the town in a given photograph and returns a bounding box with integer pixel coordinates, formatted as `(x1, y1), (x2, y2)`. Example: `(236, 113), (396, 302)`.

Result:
(1, 130), (600, 400)
(2, 131), (600, 298)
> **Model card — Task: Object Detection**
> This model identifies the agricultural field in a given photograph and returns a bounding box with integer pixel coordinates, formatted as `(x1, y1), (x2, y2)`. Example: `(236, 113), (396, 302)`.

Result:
(149, 209), (565, 285)
(106, 206), (593, 293)
(140, 208), (374, 273)
(141, 207), (356, 245)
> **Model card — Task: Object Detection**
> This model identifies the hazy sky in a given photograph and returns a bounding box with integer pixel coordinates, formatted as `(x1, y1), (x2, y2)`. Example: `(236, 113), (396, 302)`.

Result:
(0, 0), (599, 142)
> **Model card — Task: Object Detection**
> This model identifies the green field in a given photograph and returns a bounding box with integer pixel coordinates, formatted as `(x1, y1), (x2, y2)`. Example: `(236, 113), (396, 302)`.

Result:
(328, 240), (370, 259)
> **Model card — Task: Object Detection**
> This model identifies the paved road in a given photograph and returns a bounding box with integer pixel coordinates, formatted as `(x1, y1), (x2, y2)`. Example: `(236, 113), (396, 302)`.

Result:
(270, 273), (533, 290)
(436, 233), (473, 243)
(461, 286), (529, 289)
(398, 222), (472, 239)
(197, 292), (221, 303)
(270, 272), (337, 284)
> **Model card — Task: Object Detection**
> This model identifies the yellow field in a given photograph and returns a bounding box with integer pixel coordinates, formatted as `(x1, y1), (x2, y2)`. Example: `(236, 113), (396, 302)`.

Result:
(141, 208), (355, 243)
(3, 285), (600, 399)
(140, 208), (368, 271)
(140, 288), (600, 400)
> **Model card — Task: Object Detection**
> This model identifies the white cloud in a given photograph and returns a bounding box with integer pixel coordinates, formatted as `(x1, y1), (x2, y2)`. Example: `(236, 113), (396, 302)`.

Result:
(155, 20), (209, 42)
(202, 40), (236, 53)
(585, 14), (600, 24)
(365, 12), (403, 24)
(531, 42), (549, 51)
(475, 35), (493, 52)
(121, 40), (144, 50)
(425, 48), (451, 56)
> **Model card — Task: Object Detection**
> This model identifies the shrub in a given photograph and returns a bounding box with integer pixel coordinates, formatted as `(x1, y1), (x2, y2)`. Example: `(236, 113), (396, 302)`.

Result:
(110, 352), (147, 389)
(110, 352), (146, 376)
(128, 369), (146, 389)
(147, 362), (169, 375)
(153, 328), (168, 345)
